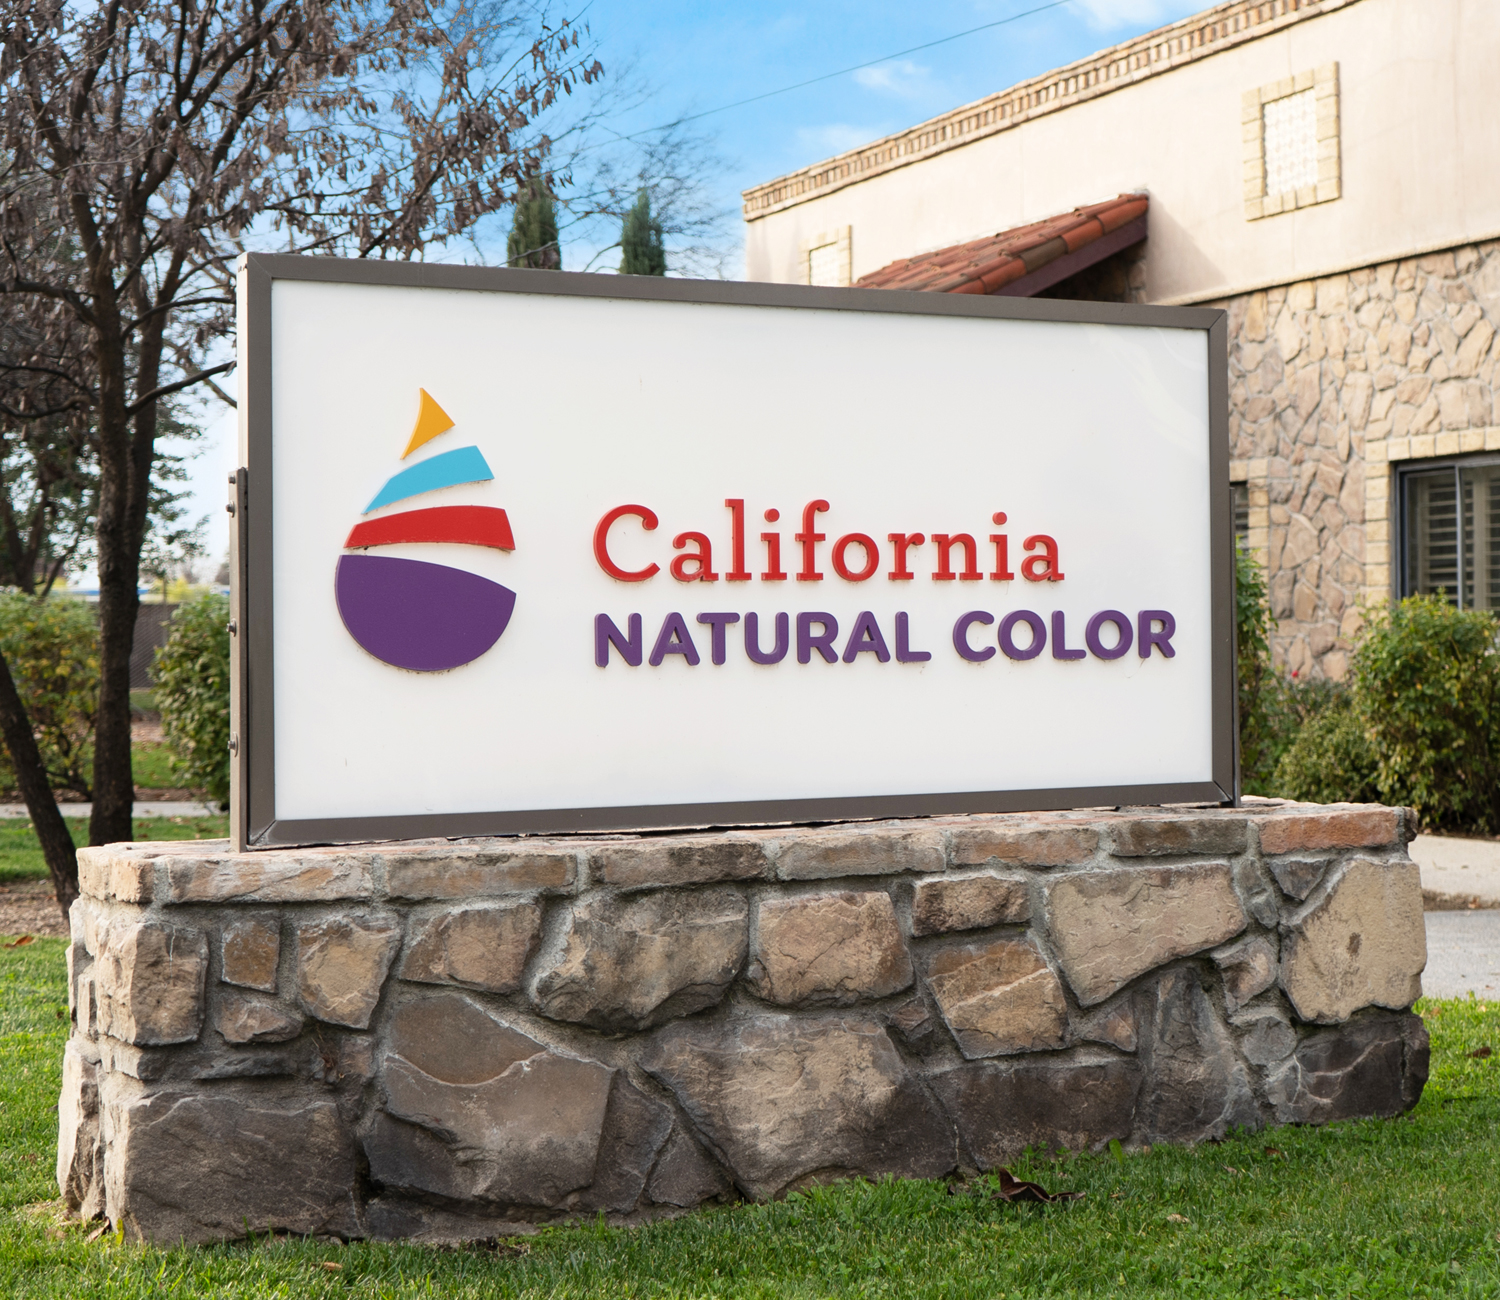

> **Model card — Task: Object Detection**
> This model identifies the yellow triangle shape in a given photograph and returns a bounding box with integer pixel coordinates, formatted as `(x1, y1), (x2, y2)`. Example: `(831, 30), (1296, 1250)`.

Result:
(401, 389), (456, 459)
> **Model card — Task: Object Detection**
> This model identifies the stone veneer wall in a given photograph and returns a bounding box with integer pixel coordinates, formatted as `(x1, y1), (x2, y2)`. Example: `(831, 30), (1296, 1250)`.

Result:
(58, 801), (1429, 1245)
(1221, 240), (1500, 679)
(1041, 238), (1149, 306)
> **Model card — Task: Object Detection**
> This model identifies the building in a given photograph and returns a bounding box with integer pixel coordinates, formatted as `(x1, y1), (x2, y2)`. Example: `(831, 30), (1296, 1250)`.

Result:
(741, 0), (1500, 679)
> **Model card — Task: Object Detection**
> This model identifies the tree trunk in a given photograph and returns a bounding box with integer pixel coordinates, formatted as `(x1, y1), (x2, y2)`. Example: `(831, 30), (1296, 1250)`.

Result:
(91, 390), (143, 850)
(90, 480), (140, 849)
(86, 267), (144, 850)
(0, 651), (77, 918)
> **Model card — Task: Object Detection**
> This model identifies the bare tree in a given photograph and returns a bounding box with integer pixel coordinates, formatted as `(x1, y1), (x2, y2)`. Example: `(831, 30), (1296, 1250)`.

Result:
(0, 0), (602, 910)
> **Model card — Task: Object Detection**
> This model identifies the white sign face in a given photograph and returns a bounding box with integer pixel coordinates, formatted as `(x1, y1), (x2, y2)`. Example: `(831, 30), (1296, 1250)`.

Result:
(237, 259), (1231, 844)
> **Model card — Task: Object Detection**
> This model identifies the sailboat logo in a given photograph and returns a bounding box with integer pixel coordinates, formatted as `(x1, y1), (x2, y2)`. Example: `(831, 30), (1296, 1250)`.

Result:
(335, 390), (517, 672)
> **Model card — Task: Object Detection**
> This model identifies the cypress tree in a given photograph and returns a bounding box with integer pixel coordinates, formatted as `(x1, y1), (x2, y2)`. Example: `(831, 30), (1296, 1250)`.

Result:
(620, 189), (666, 276)
(506, 178), (562, 269)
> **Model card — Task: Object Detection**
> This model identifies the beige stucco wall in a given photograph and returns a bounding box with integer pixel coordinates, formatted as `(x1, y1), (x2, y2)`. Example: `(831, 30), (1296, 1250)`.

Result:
(744, 0), (1500, 305)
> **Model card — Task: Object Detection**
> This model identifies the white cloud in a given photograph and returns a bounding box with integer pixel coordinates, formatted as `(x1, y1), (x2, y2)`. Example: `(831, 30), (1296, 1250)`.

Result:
(1071, 0), (1201, 31)
(852, 59), (932, 99)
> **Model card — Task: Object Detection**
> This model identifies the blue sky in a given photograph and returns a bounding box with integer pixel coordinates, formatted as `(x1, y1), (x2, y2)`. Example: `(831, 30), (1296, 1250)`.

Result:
(172, 0), (1209, 572)
(569, 0), (1208, 276)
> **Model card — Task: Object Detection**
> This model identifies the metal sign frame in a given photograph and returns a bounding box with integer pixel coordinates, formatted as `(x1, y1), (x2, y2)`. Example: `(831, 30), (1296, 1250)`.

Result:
(231, 253), (1234, 850)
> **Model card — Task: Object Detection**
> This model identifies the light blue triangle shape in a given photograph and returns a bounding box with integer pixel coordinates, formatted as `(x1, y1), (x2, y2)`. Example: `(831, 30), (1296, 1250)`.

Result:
(364, 445), (494, 513)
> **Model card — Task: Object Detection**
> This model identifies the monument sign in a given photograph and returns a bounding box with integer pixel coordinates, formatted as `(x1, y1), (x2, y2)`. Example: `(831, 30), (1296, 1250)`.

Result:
(61, 261), (1428, 1247)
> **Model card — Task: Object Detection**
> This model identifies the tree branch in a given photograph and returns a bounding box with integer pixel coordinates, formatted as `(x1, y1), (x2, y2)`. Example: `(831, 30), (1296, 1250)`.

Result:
(126, 359), (235, 415)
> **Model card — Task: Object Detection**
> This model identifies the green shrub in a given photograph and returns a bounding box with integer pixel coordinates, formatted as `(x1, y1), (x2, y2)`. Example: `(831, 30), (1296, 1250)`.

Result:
(154, 592), (230, 809)
(1236, 546), (1335, 793)
(1235, 543), (1281, 793)
(0, 592), (99, 798)
(1239, 562), (1500, 818)
(1351, 595), (1500, 833)
(1271, 693), (1381, 805)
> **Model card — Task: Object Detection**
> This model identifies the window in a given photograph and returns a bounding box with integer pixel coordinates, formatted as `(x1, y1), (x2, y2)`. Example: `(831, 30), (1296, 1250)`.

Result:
(1400, 459), (1500, 609)
(1242, 64), (1340, 221)
(801, 226), (852, 287)
(1231, 482), (1250, 547)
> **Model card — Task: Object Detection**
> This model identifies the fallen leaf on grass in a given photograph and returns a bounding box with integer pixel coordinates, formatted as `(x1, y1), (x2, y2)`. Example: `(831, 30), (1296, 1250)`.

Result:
(321, 1262), (342, 1272)
(1469, 1046), (1492, 1060)
(1166, 1214), (1191, 1224)
(4, 935), (34, 948)
(1264, 1146), (1284, 1158)
(85, 1224), (108, 1243)
(991, 1168), (1085, 1204)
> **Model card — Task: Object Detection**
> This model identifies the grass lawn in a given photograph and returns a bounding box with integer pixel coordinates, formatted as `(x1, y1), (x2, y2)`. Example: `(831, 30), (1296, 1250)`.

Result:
(130, 741), (180, 790)
(0, 817), (229, 887)
(0, 942), (1495, 1299)
(3, 731), (206, 812)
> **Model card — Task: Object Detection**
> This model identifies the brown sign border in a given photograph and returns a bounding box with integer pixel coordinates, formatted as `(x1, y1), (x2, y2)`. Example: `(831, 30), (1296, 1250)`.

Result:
(231, 254), (1234, 850)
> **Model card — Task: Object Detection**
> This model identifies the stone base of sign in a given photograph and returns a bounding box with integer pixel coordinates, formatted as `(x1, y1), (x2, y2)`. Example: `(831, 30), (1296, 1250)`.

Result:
(58, 799), (1430, 1244)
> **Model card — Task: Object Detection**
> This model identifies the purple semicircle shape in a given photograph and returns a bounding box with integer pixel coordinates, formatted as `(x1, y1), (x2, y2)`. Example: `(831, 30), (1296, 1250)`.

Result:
(335, 553), (515, 672)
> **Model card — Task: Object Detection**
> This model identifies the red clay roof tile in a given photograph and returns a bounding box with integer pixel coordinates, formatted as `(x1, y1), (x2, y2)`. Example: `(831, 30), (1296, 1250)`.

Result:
(855, 193), (1147, 295)
(978, 260), (1026, 293)
(1019, 236), (1067, 274)
(1060, 218), (1105, 253)
(1097, 196), (1149, 234)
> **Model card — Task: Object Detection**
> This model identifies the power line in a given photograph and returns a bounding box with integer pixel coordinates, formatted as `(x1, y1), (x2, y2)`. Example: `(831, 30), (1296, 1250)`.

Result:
(622, 0), (1074, 141)
(505, 0), (1077, 246)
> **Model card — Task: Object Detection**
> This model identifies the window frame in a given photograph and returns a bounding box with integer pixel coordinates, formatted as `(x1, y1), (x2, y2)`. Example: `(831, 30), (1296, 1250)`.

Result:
(1230, 480), (1250, 546)
(1394, 453), (1500, 607)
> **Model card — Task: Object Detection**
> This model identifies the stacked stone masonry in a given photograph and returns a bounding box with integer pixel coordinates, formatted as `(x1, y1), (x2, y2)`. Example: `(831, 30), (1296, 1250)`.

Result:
(59, 800), (1429, 1244)
(1220, 240), (1500, 679)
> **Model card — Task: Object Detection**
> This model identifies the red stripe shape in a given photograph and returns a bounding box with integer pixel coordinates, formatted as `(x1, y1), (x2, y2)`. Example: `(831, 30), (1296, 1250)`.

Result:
(344, 505), (515, 552)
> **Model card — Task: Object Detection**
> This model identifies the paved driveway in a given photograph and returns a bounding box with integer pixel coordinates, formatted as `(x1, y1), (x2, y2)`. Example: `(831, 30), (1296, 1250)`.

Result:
(1423, 910), (1500, 1000)
(1410, 834), (1500, 907)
